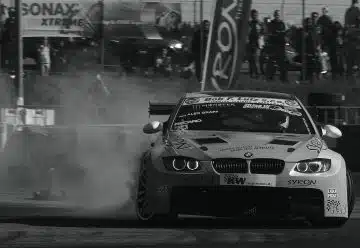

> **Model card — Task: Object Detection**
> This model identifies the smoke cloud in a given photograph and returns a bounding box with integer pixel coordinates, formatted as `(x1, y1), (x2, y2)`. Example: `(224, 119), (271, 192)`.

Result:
(54, 71), (152, 217)
(0, 45), (187, 218)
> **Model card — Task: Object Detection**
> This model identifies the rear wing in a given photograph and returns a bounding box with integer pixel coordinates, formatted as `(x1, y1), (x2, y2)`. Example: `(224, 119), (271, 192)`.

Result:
(148, 102), (177, 116)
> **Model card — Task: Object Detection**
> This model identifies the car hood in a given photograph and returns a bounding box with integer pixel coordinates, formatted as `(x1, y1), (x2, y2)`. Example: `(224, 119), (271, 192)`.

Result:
(165, 131), (325, 162)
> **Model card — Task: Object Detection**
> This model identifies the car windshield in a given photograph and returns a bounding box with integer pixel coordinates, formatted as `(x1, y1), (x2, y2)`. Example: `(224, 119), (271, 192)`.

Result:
(171, 96), (314, 134)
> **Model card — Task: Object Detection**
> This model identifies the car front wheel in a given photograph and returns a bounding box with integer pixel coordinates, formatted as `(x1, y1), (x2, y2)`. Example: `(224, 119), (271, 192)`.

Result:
(136, 156), (177, 222)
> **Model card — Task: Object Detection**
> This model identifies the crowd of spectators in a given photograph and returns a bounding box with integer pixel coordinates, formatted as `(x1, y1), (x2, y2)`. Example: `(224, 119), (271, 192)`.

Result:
(2, 0), (360, 85)
(154, 0), (360, 84)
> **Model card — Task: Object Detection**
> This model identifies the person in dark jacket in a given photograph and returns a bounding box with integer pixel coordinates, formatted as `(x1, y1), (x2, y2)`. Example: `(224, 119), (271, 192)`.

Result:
(266, 10), (288, 82)
(344, 0), (360, 79)
(191, 20), (210, 82)
(306, 17), (322, 82)
(1, 8), (16, 69)
(310, 12), (324, 78)
(334, 21), (345, 77)
(247, 9), (262, 78)
(318, 7), (333, 51)
(345, 0), (360, 28)
(318, 7), (339, 79)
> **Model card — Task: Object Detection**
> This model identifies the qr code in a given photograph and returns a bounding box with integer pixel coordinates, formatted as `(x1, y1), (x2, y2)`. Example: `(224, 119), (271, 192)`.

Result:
(326, 200), (347, 214)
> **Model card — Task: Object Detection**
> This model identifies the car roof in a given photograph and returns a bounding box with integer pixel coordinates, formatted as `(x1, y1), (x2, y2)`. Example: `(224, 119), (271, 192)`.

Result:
(185, 90), (295, 99)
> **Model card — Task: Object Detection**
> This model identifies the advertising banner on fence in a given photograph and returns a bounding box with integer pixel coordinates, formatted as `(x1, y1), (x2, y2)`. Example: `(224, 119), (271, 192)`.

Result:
(0, 0), (181, 37)
(201, 0), (252, 91)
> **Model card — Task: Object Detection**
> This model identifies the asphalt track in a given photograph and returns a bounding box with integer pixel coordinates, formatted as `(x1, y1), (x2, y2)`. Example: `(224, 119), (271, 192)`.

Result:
(1, 71), (360, 247)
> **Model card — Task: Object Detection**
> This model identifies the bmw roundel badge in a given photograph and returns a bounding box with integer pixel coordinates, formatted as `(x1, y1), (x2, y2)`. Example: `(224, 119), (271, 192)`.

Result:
(244, 152), (253, 158)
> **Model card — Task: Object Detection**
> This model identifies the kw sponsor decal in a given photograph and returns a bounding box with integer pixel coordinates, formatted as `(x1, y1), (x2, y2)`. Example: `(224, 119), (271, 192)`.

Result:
(221, 174), (276, 186)
(288, 179), (317, 186)
(220, 145), (274, 152)
(183, 96), (301, 108)
(223, 175), (246, 185)
(306, 138), (323, 153)
(328, 188), (338, 198)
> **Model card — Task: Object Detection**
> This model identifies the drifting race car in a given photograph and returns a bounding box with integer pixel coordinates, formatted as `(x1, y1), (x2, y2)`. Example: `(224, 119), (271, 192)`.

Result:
(136, 90), (355, 227)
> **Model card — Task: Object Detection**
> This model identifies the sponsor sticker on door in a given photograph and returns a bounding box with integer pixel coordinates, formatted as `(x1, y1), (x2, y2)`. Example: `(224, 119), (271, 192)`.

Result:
(220, 174), (276, 187)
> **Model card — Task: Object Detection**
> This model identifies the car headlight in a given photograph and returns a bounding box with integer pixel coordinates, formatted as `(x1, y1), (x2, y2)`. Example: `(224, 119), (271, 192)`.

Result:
(163, 157), (201, 171)
(170, 43), (183, 49)
(294, 158), (331, 173)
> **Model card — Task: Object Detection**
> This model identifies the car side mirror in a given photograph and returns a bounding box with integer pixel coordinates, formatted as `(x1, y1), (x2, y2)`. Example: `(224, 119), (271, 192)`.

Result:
(143, 121), (163, 134)
(320, 124), (342, 139)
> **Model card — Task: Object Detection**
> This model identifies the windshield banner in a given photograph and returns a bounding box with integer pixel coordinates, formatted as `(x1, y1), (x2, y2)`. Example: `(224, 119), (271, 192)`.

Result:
(201, 0), (252, 91)
(183, 97), (302, 108)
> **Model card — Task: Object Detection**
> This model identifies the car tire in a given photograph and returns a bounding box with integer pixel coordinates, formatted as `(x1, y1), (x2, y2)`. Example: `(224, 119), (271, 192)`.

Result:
(310, 169), (355, 228)
(136, 154), (178, 222)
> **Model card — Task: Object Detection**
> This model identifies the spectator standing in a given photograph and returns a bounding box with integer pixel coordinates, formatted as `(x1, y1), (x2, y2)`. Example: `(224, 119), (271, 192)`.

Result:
(191, 20), (210, 82)
(38, 38), (51, 76)
(310, 12), (325, 77)
(247, 9), (262, 79)
(259, 17), (271, 77)
(345, 0), (360, 27)
(334, 21), (345, 77)
(318, 7), (338, 79)
(318, 7), (333, 51)
(305, 17), (322, 82)
(266, 10), (288, 82)
(344, 0), (360, 80)
(1, 8), (16, 69)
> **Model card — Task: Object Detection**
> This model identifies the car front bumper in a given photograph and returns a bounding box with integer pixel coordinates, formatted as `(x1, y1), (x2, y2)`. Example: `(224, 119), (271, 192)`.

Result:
(147, 166), (348, 219)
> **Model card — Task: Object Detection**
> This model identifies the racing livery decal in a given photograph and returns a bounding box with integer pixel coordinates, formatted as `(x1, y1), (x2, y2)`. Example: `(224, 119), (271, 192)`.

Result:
(184, 98), (200, 105)
(306, 137), (323, 153)
(288, 179), (317, 187)
(328, 188), (338, 198)
(182, 96), (301, 108)
(178, 110), (218, 118)
(220, 145), (274, 152)
(171, 138), (193, 150)
(243, 104), (302, 116)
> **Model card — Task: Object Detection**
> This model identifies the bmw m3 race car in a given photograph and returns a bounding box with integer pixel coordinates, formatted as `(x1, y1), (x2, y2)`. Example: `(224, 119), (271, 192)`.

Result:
(136, 90), (355, 227)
